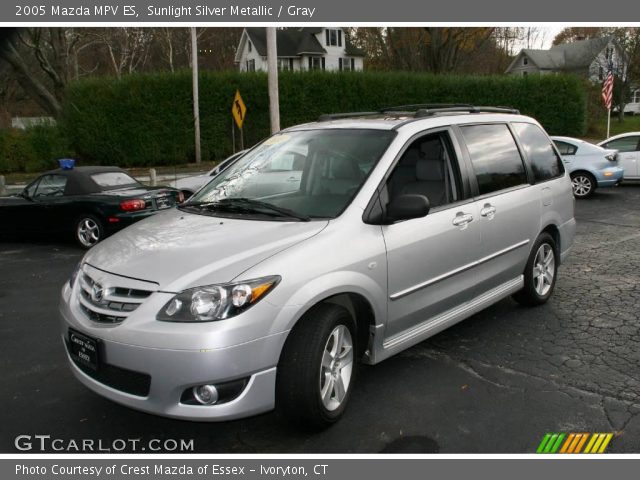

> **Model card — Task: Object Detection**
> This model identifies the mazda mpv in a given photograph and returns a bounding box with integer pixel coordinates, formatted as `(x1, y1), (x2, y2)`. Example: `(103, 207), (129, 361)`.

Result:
(60, 105), (576, 428)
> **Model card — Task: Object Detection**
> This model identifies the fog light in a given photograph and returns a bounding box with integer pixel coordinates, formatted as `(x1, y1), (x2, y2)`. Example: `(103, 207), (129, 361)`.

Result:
(193, 384), (219, 405)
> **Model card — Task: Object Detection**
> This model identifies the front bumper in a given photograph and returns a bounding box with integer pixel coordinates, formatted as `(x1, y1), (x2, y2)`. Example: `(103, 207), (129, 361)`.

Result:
(59, 281), (287, 422)
(595, 166), (624, 187)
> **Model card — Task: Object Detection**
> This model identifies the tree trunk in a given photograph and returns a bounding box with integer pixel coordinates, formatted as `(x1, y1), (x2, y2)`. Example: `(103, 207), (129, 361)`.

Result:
(0, 41), (62, 115)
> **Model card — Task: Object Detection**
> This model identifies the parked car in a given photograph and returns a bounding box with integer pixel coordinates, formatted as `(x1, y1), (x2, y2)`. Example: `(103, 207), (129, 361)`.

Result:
(169, 150), (246, 199)
(60, 106), (575, 428)
(551, 136), (624, 198)
(597, 132), (640, 180)
(0, 165), (183, 248)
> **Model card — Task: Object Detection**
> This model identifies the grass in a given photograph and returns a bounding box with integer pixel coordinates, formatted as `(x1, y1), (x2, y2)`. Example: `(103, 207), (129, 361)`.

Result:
(587, 113), (640, 140)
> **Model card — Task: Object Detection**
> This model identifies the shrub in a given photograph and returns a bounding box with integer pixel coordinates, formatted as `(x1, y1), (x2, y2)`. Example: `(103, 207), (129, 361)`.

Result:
(59, 71), (587, 167)
(0, 126), (74, 173)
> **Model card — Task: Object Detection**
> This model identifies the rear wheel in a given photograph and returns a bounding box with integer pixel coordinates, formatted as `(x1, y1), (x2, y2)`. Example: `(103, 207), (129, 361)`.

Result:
(513, 232), (558, 306)
(277, 303), (357, 429)
(570, 172), (596, 198)
(75, 215), (104, 249)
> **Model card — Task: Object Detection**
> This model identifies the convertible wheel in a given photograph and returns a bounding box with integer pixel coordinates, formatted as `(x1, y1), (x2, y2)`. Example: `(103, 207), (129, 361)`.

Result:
(513, 232), (558, 306)
(570, 172), (595, 198)
(277, 303), (357, 430)
(75, 215), (104, 249)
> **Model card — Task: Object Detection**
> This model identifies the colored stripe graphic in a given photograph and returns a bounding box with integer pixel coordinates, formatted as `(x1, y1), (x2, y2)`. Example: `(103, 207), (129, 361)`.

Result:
(537, 433), (614, 454)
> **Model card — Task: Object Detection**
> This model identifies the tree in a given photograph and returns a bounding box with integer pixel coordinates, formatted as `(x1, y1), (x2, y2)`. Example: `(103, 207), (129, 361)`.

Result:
(0, 28), (87, 115)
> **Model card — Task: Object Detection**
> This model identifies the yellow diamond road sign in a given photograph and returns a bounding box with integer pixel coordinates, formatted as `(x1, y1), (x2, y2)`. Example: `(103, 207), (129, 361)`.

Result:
(232, 90), (247, 129)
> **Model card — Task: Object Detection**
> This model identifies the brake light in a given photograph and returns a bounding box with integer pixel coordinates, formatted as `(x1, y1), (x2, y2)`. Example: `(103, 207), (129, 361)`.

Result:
(120, 199), (146, 211)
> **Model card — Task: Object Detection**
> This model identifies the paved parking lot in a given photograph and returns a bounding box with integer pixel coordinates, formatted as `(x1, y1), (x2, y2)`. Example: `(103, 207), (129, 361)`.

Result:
(1, 185), (639, 453)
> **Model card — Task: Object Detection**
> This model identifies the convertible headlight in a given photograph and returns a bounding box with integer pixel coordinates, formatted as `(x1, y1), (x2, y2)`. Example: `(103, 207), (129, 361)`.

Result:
(156, 276), (280, 322)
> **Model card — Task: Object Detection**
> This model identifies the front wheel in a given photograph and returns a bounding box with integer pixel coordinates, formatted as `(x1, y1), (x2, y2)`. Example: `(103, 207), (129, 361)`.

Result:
(513, 233), (558, 306)
(75, 215), (104, 249)
(570, 172), (596, 198)
(276, 303), (357, 429)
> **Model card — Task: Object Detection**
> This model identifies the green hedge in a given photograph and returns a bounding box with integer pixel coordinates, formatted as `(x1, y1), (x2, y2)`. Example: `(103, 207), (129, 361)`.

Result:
(0, 126), (74, 173)
(58, 71), (587, 167)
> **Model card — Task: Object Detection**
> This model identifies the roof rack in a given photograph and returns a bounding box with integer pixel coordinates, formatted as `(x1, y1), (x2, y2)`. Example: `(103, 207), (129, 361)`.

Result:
(316, 104), (520, 122)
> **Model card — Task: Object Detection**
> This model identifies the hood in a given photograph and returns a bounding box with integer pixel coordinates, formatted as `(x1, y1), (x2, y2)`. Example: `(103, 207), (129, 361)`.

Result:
(84, 208), (328, 291)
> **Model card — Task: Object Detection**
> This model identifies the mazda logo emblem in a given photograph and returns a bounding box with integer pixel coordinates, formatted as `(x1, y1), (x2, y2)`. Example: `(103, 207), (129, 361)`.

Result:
(91, 283), (104, 302)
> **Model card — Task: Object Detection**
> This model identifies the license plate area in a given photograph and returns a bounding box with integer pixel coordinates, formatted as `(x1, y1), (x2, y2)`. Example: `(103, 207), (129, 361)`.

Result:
(68, 329), (100, 371)
(155, 196), (173, 209)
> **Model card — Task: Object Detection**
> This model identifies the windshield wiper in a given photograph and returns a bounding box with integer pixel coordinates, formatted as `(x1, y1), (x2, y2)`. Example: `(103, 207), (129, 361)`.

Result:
(182, 198), (311, 222)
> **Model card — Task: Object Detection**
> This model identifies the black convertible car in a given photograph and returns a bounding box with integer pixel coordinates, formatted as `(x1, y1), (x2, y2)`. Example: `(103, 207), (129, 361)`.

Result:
(0, 166), (183, 248)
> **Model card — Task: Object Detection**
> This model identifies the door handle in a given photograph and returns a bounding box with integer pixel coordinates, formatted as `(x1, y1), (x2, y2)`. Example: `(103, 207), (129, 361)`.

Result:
(452, 212), (474, 229)
(480, 204), (497, 219)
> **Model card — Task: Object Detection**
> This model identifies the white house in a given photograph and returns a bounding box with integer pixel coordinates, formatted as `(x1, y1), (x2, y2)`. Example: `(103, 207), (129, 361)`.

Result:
(505, 37), (626, 83)
(235, 27), (365, 72)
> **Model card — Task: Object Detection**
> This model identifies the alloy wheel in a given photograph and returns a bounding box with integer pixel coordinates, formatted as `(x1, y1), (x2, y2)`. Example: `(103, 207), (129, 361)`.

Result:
(571, 175), (592, 197)
(77, 218), (100, 247)
(532, 243), (555, 296)
(319, 325), (354, 411)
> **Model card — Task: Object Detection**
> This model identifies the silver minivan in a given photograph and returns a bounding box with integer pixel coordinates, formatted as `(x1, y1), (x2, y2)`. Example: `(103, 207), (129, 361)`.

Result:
(60, 106), (576, 428)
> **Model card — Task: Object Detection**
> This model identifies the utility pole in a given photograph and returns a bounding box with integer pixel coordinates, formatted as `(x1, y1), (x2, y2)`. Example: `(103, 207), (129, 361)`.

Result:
(190, 27), (202, 164)
(266, 27), (280, 134)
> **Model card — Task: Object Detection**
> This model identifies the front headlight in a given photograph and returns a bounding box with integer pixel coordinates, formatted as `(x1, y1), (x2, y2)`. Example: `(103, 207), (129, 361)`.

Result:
(69, 261), (82, 289)
(156, 276), (280, 322)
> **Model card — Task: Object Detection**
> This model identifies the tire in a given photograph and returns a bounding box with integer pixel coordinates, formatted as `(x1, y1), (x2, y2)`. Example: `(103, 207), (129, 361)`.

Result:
(513, 232), (558, 306)
(570, 172), (596, 198)
(75, 215), (104, 249)
(277, 303), (357, 430)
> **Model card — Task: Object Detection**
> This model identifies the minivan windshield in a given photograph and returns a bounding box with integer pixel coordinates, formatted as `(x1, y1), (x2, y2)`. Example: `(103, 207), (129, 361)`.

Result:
(185, 129), (395, 220)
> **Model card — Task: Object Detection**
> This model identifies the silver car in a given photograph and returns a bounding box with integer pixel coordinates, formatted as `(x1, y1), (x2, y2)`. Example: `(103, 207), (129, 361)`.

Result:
(60, 107), (575, 428)
(169, 150), (246, 199)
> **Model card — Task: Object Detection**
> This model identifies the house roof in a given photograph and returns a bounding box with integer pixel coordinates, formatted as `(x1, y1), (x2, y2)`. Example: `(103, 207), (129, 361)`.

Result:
(507, 37), (614, 72)
(243, 27), (365, 58)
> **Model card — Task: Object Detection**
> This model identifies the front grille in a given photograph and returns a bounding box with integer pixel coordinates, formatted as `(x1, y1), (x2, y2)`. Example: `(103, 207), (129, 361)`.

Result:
(78, 272), (153, 324)
(66, 340), (151, 396)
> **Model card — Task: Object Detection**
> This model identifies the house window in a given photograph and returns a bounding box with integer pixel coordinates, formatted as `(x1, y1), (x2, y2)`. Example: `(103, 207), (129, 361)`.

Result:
(325, 29), (342, 47)
(308, 57), (325, 70)
(339, 58), (356, 71)
(278, 58), (294, 71)
(248, 41), (252, 53)
(523, 57), (528, 65)
(246, 59), (255, 72)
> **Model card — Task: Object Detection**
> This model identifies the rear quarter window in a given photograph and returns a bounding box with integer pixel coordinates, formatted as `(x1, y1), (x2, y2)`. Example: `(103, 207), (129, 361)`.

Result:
(513, 123), (564, 182)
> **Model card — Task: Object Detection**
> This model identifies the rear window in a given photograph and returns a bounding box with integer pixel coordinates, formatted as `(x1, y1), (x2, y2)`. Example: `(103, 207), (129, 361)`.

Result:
(91, 172), (139, 188)
(513, 123), (564, 182)
(460, 124), (528, 196)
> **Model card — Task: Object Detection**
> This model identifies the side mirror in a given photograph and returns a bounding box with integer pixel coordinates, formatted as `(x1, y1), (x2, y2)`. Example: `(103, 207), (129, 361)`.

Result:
(387, 194), (430, 222)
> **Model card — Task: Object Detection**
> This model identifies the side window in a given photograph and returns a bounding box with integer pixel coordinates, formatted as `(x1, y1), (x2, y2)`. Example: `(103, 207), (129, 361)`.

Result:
(602, 136), (640, 152)
(385, 132), (460, 210)
(512, 122), (564, 181)
(553, 140), (577, 156)
(460, 124), (527, 196)
(33, 175), (67, 197)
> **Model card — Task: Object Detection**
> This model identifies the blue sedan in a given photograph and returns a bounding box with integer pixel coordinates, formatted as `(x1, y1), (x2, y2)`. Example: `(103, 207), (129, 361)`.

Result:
(551, 136), (624, 198)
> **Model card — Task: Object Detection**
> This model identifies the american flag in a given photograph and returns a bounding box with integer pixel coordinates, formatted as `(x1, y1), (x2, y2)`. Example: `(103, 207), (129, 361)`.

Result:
(601, 66), (614, 111)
